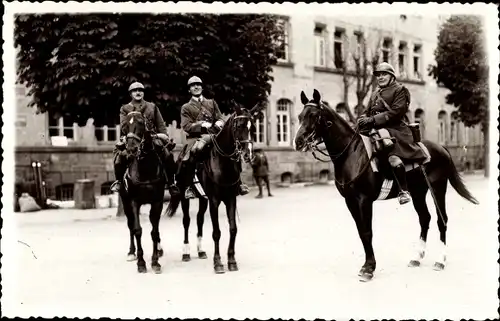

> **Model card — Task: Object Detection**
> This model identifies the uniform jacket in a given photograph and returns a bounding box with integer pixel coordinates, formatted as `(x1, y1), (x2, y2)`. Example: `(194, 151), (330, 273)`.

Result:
(119, 100), (168, 136)
(180, 96), (224, 141)
(252, 152), (269, 177)
(363, 81), (426, 162)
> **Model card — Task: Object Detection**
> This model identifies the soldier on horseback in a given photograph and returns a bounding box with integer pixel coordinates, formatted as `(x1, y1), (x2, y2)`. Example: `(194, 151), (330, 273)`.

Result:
(357, 62), (427, 205)
(177, 76), (250, 199)
(110, 81), (180, 196)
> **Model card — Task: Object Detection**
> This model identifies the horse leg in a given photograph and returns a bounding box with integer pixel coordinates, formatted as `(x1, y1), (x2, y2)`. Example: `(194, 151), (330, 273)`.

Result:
(123, 198), (137, 261)
(225, 197), (238, 271)
(197, 197), (208, 259)
(132, 201), (146, 273)
(209, 197), (224, 274)
(431, 179), (449, 271)
(149, 201), (163, 274)
(408, 182), (431, 267)
(345, 196), (376, 282)
(181, 198), (191, 262)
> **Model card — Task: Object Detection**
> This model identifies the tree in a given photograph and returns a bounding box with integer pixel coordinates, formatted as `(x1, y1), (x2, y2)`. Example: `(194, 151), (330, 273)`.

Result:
(14, 13), (282, 127)
(334, 30), (382, 124)
(429, 15), (489, 176)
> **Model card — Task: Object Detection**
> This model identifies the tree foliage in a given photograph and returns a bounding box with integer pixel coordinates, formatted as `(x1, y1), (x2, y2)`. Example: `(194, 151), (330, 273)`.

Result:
(14, 13), (282, 127)
(429, 15), (489, 129)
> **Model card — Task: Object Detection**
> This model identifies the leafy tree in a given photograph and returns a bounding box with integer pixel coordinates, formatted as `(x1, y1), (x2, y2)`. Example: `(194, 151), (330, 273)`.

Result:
(14, 13), (282, 127)
(429, 15), (489, 176)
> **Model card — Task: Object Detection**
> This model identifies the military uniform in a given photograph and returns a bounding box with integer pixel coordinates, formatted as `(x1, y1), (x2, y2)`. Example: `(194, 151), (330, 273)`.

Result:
(251, 149), (272, 198)
(178, 76), (249, 199)
(111, 82), (179, 196)
(358, 62), (425, 205)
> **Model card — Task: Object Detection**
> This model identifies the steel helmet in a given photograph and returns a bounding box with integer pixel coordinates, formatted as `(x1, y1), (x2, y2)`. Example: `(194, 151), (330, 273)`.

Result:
(187, 76), (202, 87)
(374, 62), (396, 79)
(128, 82), (145, 92)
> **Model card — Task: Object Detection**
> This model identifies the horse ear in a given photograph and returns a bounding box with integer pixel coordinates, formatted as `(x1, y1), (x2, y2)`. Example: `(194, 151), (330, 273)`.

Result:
(313, 89), (321, 103)
(300, 91), (309, 105)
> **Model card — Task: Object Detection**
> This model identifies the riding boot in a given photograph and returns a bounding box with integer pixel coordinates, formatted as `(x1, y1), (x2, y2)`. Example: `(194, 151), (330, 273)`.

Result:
(161, 147), (180, 197)
(236, 160), (250, 196)
(392, 164), (411, 205)
(111, 152), (127, 193)
(180, 159), (197, 199)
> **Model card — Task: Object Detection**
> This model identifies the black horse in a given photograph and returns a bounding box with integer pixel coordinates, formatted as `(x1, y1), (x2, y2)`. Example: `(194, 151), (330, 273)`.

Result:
(120, 111), (168, 274)
(294, 89), (479, 282)
(166, 103), (263, 273)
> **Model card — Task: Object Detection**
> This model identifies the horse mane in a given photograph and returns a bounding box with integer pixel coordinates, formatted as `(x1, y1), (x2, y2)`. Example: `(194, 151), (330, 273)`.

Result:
(319, 101), (356, 134)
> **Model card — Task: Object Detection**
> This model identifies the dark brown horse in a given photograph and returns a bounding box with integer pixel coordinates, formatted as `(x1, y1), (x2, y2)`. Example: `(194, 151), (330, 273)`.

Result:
(120, 111), (168, 274)
(294, 89), (479, 282)
(166, 103), (263, 273)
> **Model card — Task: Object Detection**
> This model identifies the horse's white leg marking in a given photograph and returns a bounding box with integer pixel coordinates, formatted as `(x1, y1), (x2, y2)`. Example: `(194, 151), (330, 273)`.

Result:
(157, 242), (162, 252)
(183, 243), (190, 255)
(412, 238), (426, 261)
(436, 240), (447, 266)
(197, 236), (203, 252)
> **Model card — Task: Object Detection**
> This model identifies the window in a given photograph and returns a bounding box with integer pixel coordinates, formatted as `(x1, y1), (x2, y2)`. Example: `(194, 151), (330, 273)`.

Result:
(48, 113), (75, 141)
(252, 111), (266, 144)
(382, 38), (392, 63)
(414, 108), (425, 139)
(276, 18), (290, 62)
(95, 116), (120, 142)
(398, 41), (408, 78)
(353, 31), (364, 65)
(438, 110), (448, 144)
(334, 28), (345, 69)
(314, 25), (326, 67)
(413, 44), (422, 80)
(276, 99), (292, 145)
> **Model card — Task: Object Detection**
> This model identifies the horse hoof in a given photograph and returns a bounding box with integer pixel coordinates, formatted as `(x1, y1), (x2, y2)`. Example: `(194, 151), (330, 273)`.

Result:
(198, 251), (207, 259)
(182, 254), (191, 262)
(138, 265), (147, 273)
(152, 264), (162, 274)
(228, 262), (239, 272)
(433, 262), (445, 271)
(408, 260), (421, 267)
(214, 264), (225, 274)
(127, 254), (137, 261)
(359, 272), (373, 282)
(158, 249), (164, 258)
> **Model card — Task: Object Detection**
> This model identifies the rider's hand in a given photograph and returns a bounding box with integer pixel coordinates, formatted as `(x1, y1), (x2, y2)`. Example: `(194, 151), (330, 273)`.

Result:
(201, 122), (212, 129)
(215, 120), (224, 129)
(357, 116), (374, 129)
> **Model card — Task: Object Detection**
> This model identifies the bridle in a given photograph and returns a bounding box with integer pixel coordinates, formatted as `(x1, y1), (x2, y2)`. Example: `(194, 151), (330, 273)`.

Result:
(301, 102), (373, 187)
(210, 113), (255, 163)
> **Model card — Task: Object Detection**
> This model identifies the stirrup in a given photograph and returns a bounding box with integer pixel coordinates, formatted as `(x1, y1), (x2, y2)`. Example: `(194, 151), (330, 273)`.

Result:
(110, 181), (121, 192)
(185, 187), (196, 199)
(398, 191), (411, 205)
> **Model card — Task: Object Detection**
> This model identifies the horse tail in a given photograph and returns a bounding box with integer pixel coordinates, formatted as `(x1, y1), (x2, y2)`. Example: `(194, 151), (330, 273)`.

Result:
(164, 192), (181, 217)
(442, 146), (479, 205)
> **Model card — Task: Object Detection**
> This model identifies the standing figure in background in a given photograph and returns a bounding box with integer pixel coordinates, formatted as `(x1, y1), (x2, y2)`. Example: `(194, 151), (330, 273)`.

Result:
(252, 148), (273, 198)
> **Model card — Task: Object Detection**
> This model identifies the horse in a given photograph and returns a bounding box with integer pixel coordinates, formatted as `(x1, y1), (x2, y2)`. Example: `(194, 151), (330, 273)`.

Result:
(165, 103), (264, 273)
(293, 89), (479, 282)
(119, 111), (169, 274)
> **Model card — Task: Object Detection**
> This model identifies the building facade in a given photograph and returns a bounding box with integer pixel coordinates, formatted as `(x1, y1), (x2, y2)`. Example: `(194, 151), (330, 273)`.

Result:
(15, 14), (485, 200)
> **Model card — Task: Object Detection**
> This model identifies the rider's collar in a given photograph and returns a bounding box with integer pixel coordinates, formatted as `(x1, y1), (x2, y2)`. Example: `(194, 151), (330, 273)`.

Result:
(192, 95), (204, 103)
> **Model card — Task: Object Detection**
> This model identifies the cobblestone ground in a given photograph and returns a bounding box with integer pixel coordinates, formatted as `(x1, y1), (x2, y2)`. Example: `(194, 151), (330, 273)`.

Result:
(3, 174), (498, 320)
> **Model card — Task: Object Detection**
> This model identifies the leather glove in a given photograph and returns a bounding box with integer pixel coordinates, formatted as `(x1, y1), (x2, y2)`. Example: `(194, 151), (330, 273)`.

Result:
(201, 122), (212, 129)
(215, 120), (224, 129)
(357, 116), (374, 129)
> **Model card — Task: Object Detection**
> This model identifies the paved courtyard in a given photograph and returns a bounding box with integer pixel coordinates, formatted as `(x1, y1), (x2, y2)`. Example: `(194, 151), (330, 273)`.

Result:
(3, 173), (498, 320)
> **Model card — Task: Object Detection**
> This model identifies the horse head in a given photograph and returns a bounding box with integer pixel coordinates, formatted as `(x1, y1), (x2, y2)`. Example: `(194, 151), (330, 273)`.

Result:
(215, 102), (265, 164)
(294, 89), (327, 152)
(123, 111), (153, 156)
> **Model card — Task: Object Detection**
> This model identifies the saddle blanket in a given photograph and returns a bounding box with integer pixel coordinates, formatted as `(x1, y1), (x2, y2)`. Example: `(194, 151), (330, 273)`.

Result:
(360, 134), (432, 201)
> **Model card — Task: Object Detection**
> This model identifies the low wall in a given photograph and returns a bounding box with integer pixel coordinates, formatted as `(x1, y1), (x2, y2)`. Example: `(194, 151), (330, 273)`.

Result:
(15, 143), (482, 201)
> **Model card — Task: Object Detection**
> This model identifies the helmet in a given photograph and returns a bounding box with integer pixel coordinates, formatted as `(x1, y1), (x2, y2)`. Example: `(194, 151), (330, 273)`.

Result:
(374, 62), (396, 79)
(128, 82), (145, 92)
(187, 76), (203, 87)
